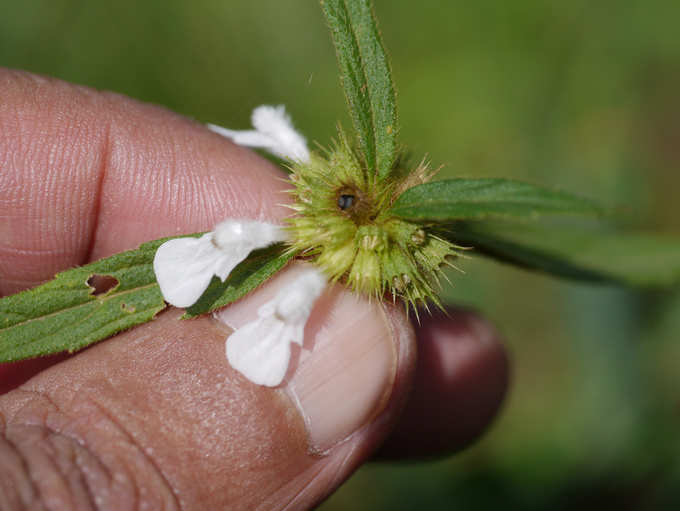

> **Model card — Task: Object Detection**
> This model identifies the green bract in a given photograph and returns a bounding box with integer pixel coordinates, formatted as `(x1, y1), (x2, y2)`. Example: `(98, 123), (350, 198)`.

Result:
(286, 131), (461, 308)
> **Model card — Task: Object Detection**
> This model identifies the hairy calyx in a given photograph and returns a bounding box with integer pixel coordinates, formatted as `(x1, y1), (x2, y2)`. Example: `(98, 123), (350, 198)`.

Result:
(286, 131), (461, 309)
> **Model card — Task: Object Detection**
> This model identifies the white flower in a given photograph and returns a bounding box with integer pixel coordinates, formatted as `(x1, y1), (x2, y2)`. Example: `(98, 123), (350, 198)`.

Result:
(225, 267), (326, 387)
(154, 106), (323, 387)
(207, 104), (310, 163)
(153, 219), (287, 308)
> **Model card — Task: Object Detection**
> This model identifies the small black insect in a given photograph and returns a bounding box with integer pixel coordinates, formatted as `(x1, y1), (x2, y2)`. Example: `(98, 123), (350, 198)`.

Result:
(337, 194), (355, 210)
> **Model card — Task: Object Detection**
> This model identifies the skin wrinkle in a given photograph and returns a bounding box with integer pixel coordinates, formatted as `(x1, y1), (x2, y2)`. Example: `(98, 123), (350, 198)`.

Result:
(77, 399), (178, 511)
(0, 445), (41, 510)
(82, 121), (111, 264)
(0, 71), (106, 294)
(70, 444), (100, 511)
(0, 412), (43, 511)
(31, 80), (99, 259)
(5, 424), (72, 510)
(35, 427), (95, 510)
(2, 388), (182, 511)
(66, 443), (101, 510)
(18, 426), (117, 510)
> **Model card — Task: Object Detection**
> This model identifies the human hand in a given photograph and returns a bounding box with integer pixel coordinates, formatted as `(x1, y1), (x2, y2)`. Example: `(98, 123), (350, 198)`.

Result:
(0, 69), (509, 510)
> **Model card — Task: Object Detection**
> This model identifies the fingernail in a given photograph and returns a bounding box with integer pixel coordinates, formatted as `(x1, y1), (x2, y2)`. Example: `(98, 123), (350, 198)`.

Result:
(287, 290), (397, 452)
(215, 265), (399, 452)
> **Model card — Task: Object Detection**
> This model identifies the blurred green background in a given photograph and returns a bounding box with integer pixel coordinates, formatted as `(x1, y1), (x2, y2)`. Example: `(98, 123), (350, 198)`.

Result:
(2, 0), (678, 508)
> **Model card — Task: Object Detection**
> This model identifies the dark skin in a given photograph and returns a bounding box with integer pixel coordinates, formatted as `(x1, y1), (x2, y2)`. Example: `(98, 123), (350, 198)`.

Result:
(0, 69), (509, 510)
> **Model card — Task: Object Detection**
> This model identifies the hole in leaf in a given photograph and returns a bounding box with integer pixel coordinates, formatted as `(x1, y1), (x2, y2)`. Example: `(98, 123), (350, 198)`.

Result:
(87, 275), (119, 296)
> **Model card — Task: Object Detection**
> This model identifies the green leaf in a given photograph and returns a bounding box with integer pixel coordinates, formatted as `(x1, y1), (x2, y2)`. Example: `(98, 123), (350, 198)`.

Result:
(183, 244), (297, 318)
(321, 0), (397, 179)
(0, 236), (297, 363)
(448, 220), (680, 287)
(0, 238), (168, 363)
(391, 179), (604, 222)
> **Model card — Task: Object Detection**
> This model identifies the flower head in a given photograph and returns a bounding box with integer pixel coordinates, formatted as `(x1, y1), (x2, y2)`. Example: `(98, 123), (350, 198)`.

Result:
(154, 105), (461, 387)
(286, 129), (461, 309)
(210, 107), (461, 309)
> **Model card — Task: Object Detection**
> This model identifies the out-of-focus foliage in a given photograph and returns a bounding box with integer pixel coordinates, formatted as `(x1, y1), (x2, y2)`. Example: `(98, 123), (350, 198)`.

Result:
(2, 0), (678, 508)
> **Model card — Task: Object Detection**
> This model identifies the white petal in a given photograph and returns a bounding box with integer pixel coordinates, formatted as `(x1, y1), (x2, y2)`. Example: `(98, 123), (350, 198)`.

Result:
(226, 316), (293, 387)
(153, 235), (222, 308)
(251, 105), (293, 136)
(224, 267), (327, 386)
(227, 268), (326, 387)
(207, 105), (310, 163)
(206, 125), (273, 149)
(154, 220), (289, 308)
(273, 267), (326, 324)
(213, 219), (287, 252)
(251, 105), (310, 162)
(212, 219), (288, 281)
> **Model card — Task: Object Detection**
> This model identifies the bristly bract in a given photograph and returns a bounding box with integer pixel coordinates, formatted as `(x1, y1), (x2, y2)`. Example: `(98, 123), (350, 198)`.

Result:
(286, 128), (464, 310)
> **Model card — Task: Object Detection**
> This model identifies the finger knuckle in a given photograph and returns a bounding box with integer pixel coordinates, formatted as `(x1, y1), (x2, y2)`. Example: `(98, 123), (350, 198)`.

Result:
(0, 390), (180, 511)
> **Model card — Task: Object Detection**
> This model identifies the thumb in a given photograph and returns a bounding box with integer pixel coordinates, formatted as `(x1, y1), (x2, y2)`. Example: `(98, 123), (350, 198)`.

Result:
(0, 265), (415, 510)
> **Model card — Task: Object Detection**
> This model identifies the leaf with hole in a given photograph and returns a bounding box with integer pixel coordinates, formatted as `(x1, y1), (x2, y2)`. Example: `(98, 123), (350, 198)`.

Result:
(0, 239), (168, 362)
(0, 238), (296, 362)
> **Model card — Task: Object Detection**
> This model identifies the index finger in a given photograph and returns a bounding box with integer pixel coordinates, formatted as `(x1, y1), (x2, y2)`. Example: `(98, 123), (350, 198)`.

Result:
(0, 68), (289, 296)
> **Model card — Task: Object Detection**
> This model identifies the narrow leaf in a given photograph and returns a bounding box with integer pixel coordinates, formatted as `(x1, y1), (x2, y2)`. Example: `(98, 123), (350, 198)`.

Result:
(183, 244), (297, 318)
(448, 220), (680, 287)
(0, 236), (297, 363)
(0, 239), (168, 363)
(390, 178), (604, 221)
(321, 0), (397, 178)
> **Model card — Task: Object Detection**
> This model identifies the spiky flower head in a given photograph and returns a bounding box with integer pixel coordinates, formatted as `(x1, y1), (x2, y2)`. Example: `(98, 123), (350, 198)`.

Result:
(286, 129), (462, 310)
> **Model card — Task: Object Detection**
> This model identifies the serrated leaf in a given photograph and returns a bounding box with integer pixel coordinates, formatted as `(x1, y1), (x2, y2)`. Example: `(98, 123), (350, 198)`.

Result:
(0, 238), (169, 363)
(0, 236), (297, 363)
(448, 220), (680, 287)
(183, 243), (297, 318)
(321, 0), (397, 179)
(391, 179), (604, 222)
